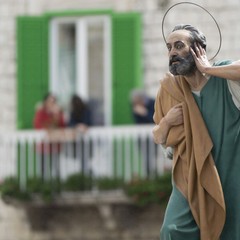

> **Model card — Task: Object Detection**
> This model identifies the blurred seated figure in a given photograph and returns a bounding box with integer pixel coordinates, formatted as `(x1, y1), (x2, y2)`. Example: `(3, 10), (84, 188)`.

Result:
(68, 94), (92, 131)
(33, 93), (66, 180)
(130, 89), (157, 177)
(68, 94), (93, 175)
(34, 93), (65, 130)
(131, 89), (155, 124)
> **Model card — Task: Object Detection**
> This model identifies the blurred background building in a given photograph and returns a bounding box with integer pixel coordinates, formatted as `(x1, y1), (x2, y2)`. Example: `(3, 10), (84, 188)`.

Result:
(0, 0), (240, 239)
(0, 0), (240, 130)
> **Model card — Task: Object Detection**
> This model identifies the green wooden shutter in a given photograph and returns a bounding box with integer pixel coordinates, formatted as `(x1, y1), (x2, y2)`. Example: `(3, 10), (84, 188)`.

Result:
(17, 16), (49, 129)
(112, 13), (142, 125)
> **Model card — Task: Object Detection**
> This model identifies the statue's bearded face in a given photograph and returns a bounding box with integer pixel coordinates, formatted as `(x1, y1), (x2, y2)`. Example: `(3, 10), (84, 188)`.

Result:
(167, 30), (196, 76)
(169, 51), (196, 76)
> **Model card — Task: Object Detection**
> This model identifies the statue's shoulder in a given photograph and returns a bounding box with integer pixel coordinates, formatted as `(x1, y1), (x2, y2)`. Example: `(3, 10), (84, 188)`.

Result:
(160, 72), (176, 87)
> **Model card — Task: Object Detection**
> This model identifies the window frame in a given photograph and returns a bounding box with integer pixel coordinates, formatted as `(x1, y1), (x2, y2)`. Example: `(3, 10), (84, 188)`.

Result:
(50, 15), (112, 125)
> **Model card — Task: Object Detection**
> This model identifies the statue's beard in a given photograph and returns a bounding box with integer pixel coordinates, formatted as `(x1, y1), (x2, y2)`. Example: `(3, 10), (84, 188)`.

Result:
(169, 52), (196, 76)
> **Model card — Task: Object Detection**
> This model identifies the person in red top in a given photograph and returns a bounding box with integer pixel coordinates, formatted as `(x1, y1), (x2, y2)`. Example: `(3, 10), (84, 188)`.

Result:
(34, 93), (65, 130)
(34, 93), (66, 180)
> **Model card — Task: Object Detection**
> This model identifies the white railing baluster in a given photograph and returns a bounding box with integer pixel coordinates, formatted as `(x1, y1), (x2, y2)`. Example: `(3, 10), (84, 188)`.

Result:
(9, 139), (16, 177)
(28, 138), (34, 179)
(77, 135), (83, 174)
(106, 134), (113, 178)
(35, 138), (41, 178)
(116, 135), (123, 179)
(148, 134), (156, 178)
(19, 139), (26, 191)
(85, 135), (91, 176)
(124, 134), (131, 182)
(0, 125), (171, 189)
(132, 133), (140, 178)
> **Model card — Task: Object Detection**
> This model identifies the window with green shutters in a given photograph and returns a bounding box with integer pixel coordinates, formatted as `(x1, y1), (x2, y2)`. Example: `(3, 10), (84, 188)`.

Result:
(17, 16), (49, 129)
(112, 13), (142, 125)
(16, 11), (142, 129)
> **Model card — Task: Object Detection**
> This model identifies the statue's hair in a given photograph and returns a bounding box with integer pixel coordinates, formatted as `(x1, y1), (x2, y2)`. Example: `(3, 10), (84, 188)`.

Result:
(172, 24), (207, 50)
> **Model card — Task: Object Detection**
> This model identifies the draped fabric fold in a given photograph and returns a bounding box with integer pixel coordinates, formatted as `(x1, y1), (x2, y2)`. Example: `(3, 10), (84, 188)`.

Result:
(153, 73), (225, 240)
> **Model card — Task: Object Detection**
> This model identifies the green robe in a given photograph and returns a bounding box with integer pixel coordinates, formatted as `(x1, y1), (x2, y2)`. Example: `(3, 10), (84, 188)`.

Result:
(160, 60), (240, 240)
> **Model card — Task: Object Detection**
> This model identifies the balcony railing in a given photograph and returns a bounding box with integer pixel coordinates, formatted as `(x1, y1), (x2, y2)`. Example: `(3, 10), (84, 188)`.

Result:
(0, 125), (171, 191)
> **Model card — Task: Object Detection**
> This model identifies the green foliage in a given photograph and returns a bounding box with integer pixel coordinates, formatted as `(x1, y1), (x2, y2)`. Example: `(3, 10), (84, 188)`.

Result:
(95, 177), (124, 190)
(63, 173), (92, 191)
(0, 177), (30, 201)
(26, 177), (43, 193)
(0, 177), (61, 203)
(0, 172), (172, 207)
(124, 172), (172, 206)
(27, 177), (61, 203)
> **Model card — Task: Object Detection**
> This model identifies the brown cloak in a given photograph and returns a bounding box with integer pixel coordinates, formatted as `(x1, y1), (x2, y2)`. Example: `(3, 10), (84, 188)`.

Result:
(153, 73), (225, 240)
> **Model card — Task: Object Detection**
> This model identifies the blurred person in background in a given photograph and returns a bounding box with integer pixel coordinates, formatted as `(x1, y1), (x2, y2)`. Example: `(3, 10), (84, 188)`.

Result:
(131, 89), (155, 124)
(34, 93), (65, 130)
(68, 94), (92, 175)
(68, 94), (92, 131)
(130, 89), (157, 176)
(34, 93), (66, 180)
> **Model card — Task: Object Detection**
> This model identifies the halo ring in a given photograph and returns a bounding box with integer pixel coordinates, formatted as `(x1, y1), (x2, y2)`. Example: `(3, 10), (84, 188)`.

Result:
(162, 2), (222, 60)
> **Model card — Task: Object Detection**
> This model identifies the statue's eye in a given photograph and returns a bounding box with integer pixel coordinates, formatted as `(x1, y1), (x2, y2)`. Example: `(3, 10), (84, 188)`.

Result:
(176, 43), (183, 49)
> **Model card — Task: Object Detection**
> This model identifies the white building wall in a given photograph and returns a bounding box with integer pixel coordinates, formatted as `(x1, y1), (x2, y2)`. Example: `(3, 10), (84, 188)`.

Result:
(0, 0), (25, 131)
(0, 0), (240, 130)
(135, 0), (240, 97)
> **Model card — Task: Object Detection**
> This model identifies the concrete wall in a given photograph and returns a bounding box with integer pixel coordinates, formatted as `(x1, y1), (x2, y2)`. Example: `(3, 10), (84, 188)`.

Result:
(0, 0), (240, 130)
(0, 192), (165, 240)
